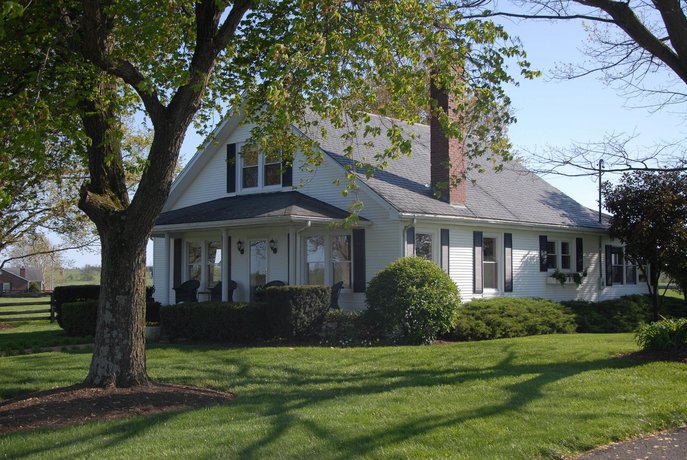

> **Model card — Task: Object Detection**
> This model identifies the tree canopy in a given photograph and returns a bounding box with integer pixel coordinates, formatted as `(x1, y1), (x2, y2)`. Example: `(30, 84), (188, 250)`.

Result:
(602, 170), (687, 317)
(1, 0), (533, 387)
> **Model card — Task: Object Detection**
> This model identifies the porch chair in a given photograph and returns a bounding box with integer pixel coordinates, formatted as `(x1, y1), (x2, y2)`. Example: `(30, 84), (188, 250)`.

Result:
(173, 279), (200, 303)
(254, 280), (285, 302)
(210, 280), (238, 302)
(330, 281), (344, 310)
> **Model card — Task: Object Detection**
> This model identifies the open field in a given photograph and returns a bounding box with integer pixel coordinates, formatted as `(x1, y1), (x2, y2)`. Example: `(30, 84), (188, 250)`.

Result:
(1, 333), (686, 459)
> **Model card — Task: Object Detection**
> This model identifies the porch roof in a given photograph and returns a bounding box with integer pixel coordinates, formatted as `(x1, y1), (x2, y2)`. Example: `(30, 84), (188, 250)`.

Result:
(155, 191), (362, 227)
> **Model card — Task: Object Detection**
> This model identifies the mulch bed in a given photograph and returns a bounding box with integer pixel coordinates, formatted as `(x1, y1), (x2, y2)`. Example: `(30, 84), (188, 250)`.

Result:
(0, 323), (13, 330)
(619, 348), (687, 363)
(0, 383), (234, 434)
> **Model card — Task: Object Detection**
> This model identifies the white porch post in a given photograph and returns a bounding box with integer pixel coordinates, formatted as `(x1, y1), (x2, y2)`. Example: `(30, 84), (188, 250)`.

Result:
(161, 233), (172, 305)
(222, 229), (230, 301)
(166, 233), (174, 305)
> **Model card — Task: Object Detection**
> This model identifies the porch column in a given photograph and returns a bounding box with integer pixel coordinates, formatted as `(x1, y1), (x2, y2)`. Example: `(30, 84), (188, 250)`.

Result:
(166, 234), (174, 305)
(222, 229), (230, 301)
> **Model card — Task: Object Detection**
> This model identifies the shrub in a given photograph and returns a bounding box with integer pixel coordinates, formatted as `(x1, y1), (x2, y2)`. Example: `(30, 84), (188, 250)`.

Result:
(28, 281), (41, 292)
(266, 285), (331, 339)
(561, 295), (687, 333)
(636, 317), (687, 351)
(450, 297), (577, 341)
(51, 285), (100, 327)
(61, 300), (98, 337)
(160, 302), (269, 342)
(319, 310), (375, 346)
(53, 284), (161, 330)
(366, 257), (460, 344)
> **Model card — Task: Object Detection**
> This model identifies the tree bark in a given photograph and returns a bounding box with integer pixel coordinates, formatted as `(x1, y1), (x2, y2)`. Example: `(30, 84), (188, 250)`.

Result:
(84, 222), (150, 387)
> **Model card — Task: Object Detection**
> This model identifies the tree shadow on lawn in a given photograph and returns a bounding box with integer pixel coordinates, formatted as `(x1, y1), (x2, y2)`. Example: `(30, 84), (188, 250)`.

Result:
(2, 343), (645, 459)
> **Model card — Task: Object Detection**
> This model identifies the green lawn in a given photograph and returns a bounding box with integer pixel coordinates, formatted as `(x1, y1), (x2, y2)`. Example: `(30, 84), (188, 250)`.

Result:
(1, 334), (686, 459)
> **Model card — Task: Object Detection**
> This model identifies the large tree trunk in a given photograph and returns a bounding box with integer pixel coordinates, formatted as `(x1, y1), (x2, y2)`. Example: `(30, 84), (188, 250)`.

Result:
(84, 223), (150, 387)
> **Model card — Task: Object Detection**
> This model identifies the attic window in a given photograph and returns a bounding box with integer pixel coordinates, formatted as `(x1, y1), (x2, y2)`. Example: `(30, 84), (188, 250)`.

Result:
(239, 144), (282, 191)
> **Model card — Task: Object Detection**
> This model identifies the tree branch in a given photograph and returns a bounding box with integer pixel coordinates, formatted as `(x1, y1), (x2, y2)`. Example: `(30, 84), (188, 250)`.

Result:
(0, 237), (99, 270)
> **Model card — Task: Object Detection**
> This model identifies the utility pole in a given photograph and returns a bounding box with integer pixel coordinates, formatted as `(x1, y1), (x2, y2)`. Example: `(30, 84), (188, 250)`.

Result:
(598, 159), (604, 223)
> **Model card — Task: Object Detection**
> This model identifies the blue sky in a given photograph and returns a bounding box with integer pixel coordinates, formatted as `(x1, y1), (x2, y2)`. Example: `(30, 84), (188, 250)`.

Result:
(65, 15), (684, 267)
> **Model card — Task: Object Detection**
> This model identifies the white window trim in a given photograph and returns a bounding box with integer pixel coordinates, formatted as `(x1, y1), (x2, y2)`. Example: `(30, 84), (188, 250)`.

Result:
(482, 233), (501, 293)
(414, 228), (439, 264)
(237, 143), (283, 194)
(547, 239), (574, 273)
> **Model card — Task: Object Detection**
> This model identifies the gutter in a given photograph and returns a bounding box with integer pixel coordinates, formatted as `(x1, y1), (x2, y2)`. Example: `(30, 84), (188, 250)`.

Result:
(398, 212), (608, 235)
(151, 214), (372, 236)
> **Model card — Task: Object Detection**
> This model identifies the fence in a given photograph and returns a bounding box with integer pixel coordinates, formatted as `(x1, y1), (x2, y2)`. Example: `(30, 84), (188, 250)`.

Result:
(0, 298), (53, 322)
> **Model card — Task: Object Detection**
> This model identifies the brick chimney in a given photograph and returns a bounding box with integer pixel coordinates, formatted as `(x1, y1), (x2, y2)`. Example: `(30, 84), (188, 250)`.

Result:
(19, 266), (26, 278)
(430, 80), (466, 206)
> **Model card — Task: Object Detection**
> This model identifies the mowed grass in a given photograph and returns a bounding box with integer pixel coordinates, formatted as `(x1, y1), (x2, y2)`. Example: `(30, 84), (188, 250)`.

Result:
(1, 334), (686, 459)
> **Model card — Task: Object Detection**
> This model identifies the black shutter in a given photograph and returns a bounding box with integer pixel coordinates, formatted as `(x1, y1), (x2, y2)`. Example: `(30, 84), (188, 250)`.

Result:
(605, 244), (613, 287)
(539, 235), (548, 272)
(173, 238), (182, 288)
(576, 238), (584, 272)
(504, 233), (513, 292)
(473, 231), (483, 294)
(440, 228), (449, 273)
(406, 226), (415, 257)
(226, 143), (237, 193)
(352, 229), (366, 292)
(282, 160), (293, 187)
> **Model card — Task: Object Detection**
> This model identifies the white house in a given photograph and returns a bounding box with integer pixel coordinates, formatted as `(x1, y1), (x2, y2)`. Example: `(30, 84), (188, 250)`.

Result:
(151, 100), (647, 309)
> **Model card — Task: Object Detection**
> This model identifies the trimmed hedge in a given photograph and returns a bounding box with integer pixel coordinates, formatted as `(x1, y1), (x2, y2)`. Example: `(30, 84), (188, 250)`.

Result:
(266, 285), (331, 339)
(561, 295), (687, 333)
(366, 257), (460, 344)
(61, 300), (98, 337)
(51, 285), (100, 327)
(319, 310), (374, 346)
(52, 284), (161, 330)
(160, 302), (269, 342)
(636, 317), (687, 351)
(451, 297), (577, 341)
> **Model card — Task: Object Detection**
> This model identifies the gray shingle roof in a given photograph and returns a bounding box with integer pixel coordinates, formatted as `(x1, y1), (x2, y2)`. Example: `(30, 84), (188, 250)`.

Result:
(3, 267), (43, 282)
(157, 191), (358, 226)
(299, 113), (606, 230)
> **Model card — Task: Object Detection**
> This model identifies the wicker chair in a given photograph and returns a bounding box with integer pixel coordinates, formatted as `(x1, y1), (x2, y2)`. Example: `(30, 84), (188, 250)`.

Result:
(210, 280), (237, 302)
(173, 279), (200, 303)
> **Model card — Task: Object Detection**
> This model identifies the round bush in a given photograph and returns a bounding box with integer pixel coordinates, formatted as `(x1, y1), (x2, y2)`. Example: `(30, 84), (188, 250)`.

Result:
(366, 257), (460, 344)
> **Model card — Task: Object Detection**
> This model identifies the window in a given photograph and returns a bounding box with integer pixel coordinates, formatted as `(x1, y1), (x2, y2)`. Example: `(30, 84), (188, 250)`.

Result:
(1, 282), (10, 292)
(264, 151), (282, 186)
(187, 242), (202, 281)
(306, 236), (325, 285)
(547, 239), (573, 271)
(638, 263), (648, 283)
(332, 235), (352, 288)
(546, 241), (557, 270)
(483, 237), (498, 290)
(415, 233), (432, 260)
(305, 234), (352, 287)
(207, 241), (221, 288)
(239, 144), (282, 191)
(610, 247), (624, 284)
(561, 242), (571, 270)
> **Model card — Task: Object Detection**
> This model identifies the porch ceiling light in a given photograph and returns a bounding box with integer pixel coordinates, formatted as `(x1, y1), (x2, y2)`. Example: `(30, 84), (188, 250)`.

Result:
(269, 239), (278, 254)
(237, 240), (245, 254)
